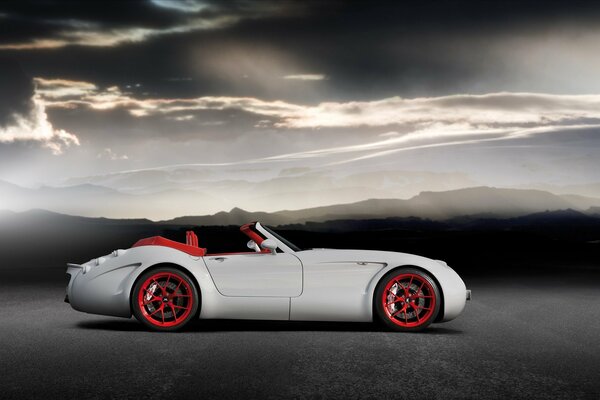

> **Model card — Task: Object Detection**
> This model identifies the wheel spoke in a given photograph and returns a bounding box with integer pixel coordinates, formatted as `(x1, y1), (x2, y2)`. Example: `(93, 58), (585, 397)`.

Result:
(151, 278), (165, 295)
(412, 304), (421, 321)
(169, 304), (178, 321)
(144, 295), (162, 304)
(386, 289), (403, 304)
(174, 278), (183, 294)
(392, 303), (409, 317)
(387, 299), (404, 305)
(393, 279), (408, 297)
(164, 274), (171, 293)
(143, 292), (163, 304)
(149, 305), (163, 317)
(400, 284), (407, 297)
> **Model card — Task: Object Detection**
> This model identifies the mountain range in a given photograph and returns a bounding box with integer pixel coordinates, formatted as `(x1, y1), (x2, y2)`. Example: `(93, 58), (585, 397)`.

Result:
(0, 168), (480, 219)
(4, 169), (600, 221)
(163, 186), (600, 226)
(1, 185), (600, 226)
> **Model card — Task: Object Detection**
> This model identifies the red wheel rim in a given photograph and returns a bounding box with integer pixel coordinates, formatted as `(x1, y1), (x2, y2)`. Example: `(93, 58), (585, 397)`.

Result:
(137, 272), (194, 328)
(381, 273), (436, 328)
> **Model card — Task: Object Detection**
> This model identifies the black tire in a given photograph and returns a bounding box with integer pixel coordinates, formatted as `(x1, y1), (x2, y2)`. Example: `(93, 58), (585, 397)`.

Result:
(131, 267), (199, 332)
(374, 267), (441, 332)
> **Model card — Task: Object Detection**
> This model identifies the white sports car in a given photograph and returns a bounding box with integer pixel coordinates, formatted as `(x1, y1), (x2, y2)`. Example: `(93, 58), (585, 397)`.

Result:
(66, 222), (470, 331)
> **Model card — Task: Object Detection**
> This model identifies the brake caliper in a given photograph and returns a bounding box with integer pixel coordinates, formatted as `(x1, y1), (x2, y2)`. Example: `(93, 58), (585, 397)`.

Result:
(145, 282), (158, 301)
(387, 283), (399, 313)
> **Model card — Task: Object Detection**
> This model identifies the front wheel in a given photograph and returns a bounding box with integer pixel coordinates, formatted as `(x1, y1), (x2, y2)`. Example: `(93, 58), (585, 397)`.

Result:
(132, 267), (199, 331)
(375, 268), (441, 332)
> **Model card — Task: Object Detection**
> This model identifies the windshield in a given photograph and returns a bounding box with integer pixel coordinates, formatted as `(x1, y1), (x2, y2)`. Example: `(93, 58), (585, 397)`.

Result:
(263, 225), (302, 252)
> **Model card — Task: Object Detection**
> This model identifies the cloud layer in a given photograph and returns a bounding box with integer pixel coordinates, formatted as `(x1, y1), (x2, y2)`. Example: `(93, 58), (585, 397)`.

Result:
(35, 77), (600, 162)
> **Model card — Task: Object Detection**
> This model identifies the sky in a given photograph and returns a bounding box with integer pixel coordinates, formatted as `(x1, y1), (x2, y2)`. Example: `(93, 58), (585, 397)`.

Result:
(1, 0), (600, 215)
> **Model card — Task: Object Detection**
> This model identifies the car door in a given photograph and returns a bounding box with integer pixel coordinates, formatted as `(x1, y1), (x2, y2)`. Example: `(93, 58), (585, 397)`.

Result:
(203, 253), (303, 297)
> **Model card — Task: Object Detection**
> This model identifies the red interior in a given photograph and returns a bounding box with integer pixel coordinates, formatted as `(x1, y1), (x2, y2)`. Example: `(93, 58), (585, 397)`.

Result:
(132, 235), (206, 257)
(240, 223), (265, 245)
(131, 223), (267, 257)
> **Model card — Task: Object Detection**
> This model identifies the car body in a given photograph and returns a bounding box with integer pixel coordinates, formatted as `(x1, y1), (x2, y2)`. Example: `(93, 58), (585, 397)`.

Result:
(66, 222), (470, 331)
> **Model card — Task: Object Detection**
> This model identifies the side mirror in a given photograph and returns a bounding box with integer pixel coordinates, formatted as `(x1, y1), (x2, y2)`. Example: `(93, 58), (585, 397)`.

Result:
(260, 239), (277, 254)
(246, 240), (260, 252)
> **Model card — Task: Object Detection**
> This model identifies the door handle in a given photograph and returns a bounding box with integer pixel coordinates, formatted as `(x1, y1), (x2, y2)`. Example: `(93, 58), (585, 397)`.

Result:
(210, 257), (227, 262)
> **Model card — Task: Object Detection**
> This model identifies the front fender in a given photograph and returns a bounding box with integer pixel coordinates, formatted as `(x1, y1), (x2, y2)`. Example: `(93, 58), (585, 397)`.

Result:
(365, 253), (467, 322)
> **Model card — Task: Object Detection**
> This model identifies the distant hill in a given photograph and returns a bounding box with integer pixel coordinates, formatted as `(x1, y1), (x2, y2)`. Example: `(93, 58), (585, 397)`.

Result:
(588, 206), (600, 216)
(526, 182), (600, 200)
(161, 187), (600, 225)
(0, 179), (224, 220)
(0, 208), (153, 226)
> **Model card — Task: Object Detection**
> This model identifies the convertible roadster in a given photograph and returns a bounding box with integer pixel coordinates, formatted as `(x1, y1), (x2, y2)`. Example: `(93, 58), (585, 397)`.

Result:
(66, 222), (470, 331)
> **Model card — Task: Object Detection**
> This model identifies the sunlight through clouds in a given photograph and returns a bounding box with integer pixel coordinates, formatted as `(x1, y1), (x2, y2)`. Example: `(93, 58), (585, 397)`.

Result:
(0, 95), (79, 155)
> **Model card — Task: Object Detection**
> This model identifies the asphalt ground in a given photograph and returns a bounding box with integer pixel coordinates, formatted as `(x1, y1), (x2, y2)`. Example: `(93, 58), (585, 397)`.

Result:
(0, 267), (599, 399)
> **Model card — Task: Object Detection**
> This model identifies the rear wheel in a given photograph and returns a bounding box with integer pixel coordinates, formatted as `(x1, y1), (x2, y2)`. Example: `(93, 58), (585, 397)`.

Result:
(375, 268), (440, 332)
(132, 267), (199, 331)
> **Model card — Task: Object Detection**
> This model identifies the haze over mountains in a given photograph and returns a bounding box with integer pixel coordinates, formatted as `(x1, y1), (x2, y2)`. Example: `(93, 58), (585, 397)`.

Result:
(1, 184), (600, 225)
(3, 161), (600, 220)
(2, 169), (483, 219)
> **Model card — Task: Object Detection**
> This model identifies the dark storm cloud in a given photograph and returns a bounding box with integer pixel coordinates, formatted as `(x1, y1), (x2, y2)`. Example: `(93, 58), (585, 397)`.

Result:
(3, 0), (600, 101)
(0, 58), (34, 126)
(0, 0), (306, 48)
(4, 0), (593, 36)
(3, 0), (600, 103)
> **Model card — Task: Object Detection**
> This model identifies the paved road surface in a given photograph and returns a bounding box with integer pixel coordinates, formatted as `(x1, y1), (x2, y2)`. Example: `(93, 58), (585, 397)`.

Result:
(0, 267), (599, 399)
